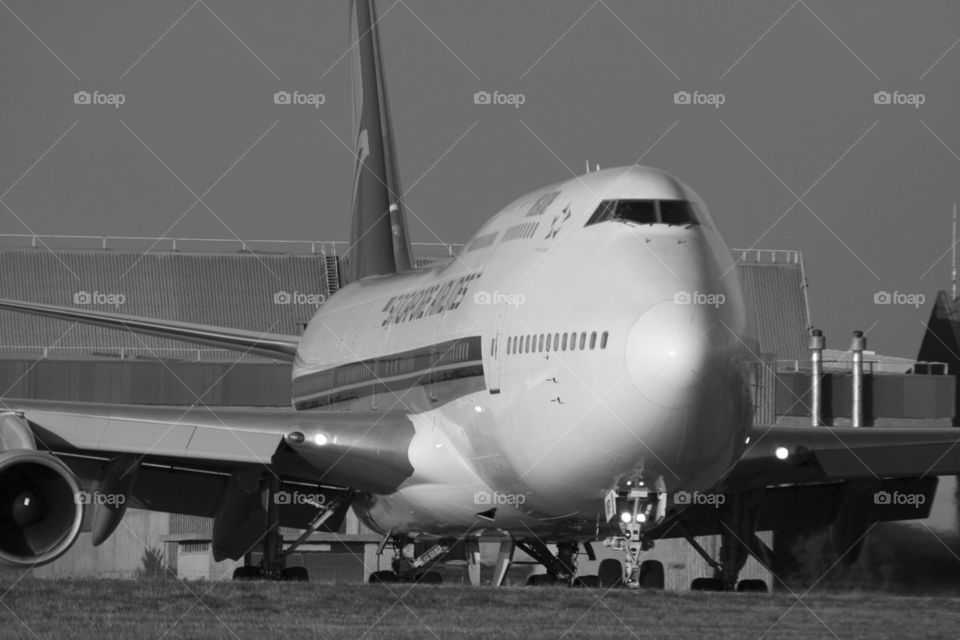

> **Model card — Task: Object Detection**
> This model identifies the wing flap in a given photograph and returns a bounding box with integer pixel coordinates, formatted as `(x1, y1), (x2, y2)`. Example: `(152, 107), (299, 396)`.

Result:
(60, 455), (349, 530)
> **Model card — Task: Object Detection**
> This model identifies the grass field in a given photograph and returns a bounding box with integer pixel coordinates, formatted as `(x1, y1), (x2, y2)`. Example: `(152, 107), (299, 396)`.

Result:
(2, 579), (960, 639)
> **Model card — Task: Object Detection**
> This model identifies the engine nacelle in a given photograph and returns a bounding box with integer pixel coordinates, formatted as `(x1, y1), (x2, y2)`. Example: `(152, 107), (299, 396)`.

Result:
(0, 450), (84, 567)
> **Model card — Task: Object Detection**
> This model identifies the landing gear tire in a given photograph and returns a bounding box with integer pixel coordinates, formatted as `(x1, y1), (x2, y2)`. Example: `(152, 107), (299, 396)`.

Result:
(232, 566), (263, 581)
(691, 577), (725, 592)
(415, 571), (443, 585)
(369, 570), (399, 584)
(638, 560), (665, 589)
(572, 575), (601, 588)
(736, 579), (768, 593)
(598, 559), (623, 588)
(281, 567), (309, 582)
(526, 573), (560, 586)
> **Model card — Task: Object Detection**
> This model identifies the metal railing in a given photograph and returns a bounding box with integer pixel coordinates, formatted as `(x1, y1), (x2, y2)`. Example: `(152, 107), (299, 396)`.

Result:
(2, 234), (790, 263)
(0, 233), (464, 257)
(0, 346), (279, 362)
(776, 359), (949, 375)
(732, 248), (801, 264)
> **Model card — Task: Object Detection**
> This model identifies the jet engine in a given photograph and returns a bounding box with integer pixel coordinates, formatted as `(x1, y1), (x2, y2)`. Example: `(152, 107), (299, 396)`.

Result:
(0, 450), (84, 566)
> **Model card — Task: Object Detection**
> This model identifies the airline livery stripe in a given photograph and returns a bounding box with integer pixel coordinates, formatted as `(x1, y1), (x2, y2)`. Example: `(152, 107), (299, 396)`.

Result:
(292, 336), (484, 409)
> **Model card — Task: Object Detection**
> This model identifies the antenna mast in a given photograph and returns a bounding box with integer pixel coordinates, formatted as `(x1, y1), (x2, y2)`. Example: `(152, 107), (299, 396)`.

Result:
(953, 202), (957, 300)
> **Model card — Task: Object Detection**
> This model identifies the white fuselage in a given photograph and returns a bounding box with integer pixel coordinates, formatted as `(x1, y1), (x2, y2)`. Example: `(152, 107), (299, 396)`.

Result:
(293, 166), (756, 539)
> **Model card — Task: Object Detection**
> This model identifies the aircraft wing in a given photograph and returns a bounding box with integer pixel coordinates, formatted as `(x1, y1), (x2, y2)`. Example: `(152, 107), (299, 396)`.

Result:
(6, 398), (415, 495)
(0, 398), (416, 565)
(718, 424), (960, 492)
(0, 298), (300, 361)
(644, 424), (960, 541)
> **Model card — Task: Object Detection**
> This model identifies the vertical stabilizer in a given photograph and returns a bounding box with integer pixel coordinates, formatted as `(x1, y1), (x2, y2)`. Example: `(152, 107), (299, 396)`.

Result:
(345, 0), (414, 283)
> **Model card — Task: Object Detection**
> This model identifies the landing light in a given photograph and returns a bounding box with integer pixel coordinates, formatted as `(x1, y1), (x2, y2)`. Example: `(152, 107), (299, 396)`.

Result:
(744, 436), (751, 445)
(636, 513), (647, 523)
(474, 406), (484, 413)
(775, 446), (789, 460)
(314, 433), (330, 447)
(620, 512), (632, 523)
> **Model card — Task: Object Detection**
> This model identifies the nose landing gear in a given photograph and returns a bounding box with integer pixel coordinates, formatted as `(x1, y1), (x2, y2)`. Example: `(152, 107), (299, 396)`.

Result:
(602, 480), (667, 588)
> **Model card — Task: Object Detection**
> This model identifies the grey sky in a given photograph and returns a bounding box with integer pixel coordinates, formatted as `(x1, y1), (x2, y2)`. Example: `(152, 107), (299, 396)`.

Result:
(1, 1), (959, 357)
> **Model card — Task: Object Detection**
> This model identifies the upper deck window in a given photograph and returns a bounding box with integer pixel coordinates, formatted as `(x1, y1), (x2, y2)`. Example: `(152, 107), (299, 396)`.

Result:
(586, 199), (698, 227)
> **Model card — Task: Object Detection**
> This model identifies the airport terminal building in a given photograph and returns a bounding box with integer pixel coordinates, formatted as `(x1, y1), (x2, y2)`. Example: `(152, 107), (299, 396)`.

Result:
(1, 236), (955, 587)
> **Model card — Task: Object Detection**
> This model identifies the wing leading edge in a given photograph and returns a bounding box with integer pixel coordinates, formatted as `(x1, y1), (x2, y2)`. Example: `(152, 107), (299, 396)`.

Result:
(0, 298), (300, 361)
(720, 424), (960, 492)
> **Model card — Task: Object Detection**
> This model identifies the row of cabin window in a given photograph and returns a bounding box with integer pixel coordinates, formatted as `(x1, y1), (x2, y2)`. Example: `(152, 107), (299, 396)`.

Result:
(506, 331), (609, 355)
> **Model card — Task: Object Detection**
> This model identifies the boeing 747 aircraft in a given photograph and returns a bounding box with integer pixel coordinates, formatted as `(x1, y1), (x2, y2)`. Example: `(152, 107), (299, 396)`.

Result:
(2, 1), (959, 590)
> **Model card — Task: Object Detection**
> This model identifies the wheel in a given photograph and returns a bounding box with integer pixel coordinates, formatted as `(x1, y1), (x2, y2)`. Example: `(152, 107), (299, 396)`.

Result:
(638, 560), (665, 590)
(598, 559), (623, 588)
(415, 571), (443, 584)
(690, 577), (724, 591)
(281, 566), (309, 582)
(572, 575), (600, 588)
(232, 566), (262, 581)
(736, 579), (768, 593)
(526, 573), (559, 586)
(369, 570), (399, 584)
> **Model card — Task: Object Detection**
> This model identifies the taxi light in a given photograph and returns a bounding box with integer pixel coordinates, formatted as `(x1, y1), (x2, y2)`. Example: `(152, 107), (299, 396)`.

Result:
(314, 433), (330, 447)
(775, 446), (789, 460)
(620, 512), (632, 523)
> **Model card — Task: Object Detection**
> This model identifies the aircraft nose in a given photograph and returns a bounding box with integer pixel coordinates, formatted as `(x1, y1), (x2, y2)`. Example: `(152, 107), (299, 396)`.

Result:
(626, 300), (727, 409)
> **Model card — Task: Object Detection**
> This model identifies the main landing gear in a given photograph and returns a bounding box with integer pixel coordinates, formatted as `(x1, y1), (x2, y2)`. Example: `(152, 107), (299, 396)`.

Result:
(232, 476), (348, 582)
(682, 490), (771, 593)
(519, 541), (580, 586)
(513, 539), (662, 589)
(368, 538), (450, 585)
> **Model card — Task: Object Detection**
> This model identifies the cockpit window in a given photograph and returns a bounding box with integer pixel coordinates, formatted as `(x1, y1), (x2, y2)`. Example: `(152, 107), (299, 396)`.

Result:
(586, 199), (698, 227)
(614, 201), (657, 224)
(589, 200), (616, 224)
(659, 200), (697, 225)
